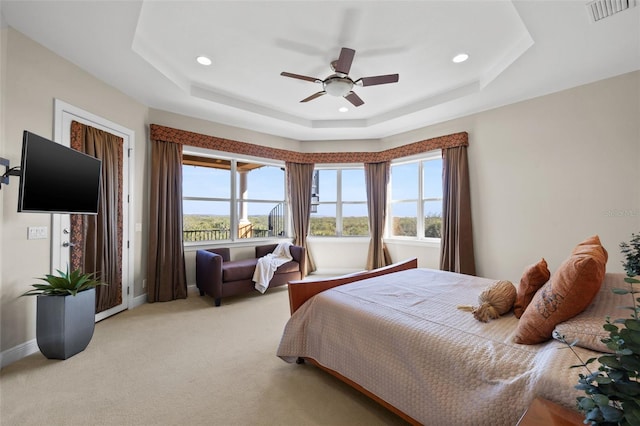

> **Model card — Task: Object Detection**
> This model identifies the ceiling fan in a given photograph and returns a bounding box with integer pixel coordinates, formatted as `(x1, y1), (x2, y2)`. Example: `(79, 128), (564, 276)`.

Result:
(280, 47), (399, 107)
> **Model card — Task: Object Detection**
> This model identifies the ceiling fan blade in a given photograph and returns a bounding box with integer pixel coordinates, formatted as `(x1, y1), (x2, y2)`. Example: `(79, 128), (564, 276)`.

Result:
(356, 74), (399, 86)
(344, 91), (364, 107)
(334, 47), (356, 75)
(280, 72), (321, 83)
(300, 91), (326, 103)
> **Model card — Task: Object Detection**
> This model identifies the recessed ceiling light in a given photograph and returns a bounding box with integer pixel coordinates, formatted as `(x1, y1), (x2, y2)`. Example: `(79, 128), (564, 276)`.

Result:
(338, 106), (349, 113)
(196, 56), (212, 66)
(452, 53), (469, 64)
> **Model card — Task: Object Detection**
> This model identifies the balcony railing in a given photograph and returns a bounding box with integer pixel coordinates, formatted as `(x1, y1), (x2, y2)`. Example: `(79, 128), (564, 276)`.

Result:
(183, 227), (271, 242)
(183, 229), (230, 242)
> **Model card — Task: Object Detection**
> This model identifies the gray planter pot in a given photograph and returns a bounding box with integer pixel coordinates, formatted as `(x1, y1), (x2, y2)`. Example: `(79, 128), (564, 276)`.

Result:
(36, 288), (96, 360)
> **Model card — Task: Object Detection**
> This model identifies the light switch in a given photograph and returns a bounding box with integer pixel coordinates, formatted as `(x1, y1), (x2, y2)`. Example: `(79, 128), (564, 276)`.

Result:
(27, 226), (48, 240)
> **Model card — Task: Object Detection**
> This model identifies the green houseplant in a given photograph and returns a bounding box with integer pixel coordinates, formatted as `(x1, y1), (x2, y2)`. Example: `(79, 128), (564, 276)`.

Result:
(21, 266), (106, 360)
(558, 233), (640, 425)
(21, 266), (105, 297)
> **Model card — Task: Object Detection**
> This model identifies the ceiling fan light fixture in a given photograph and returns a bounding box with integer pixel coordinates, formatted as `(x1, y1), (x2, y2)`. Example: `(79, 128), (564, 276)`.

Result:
(452, 53), (469, 63)
(196, 55), (212, 66)
(323, 76), (354, 97)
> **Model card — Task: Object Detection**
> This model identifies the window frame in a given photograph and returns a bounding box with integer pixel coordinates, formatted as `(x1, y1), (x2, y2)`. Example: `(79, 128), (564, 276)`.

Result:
(182, 146), (289, 245)
(387, 150), (443, 242)
(310, 164), (369, 238)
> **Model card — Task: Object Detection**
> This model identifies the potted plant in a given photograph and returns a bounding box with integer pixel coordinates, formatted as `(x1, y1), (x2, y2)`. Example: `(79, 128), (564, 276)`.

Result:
(558, 232), (640, 425)
(21, 266), (106, 360)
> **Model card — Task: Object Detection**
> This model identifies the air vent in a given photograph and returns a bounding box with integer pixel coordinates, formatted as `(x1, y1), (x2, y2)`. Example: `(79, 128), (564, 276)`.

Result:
(586, 0), (637, 22)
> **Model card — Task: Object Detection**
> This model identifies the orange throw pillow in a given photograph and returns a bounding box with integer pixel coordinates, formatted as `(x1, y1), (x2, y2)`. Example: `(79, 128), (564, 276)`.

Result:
(513, 258), (550, 319)
(514, 235), (608, 345)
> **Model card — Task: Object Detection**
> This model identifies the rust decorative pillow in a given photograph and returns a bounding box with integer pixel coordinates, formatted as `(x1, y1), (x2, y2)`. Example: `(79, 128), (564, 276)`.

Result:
(514, 235), (608, 345)
(513, 258), (550, 319)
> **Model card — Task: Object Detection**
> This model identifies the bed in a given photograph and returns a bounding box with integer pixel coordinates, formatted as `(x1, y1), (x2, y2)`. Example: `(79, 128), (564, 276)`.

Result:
(277, 256), (621, 425)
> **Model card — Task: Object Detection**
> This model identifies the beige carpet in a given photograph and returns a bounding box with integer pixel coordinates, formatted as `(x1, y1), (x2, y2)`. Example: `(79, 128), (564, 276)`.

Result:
(0, 285), (408, 426)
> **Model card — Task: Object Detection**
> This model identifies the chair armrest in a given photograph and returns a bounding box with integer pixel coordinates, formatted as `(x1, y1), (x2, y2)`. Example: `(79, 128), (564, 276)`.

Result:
(290, 245), (306, 277)
(205, 247), (230, 262)
(196, 250), (225, 297)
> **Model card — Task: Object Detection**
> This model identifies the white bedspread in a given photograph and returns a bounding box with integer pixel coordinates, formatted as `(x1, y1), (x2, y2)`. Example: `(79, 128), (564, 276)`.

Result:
(253, 242), (292, 293)
(277, 268), (601, 425)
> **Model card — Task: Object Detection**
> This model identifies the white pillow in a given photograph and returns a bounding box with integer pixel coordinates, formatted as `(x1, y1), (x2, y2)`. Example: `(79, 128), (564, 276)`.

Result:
(553, 273), (631, 353)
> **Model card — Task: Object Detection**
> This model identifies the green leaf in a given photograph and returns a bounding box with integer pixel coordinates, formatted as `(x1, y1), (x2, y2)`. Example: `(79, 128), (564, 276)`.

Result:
(578, 397), (596, 411)
(591, 394), (610, 407)
(624, 319), (640, 331)
(600, 404), (625, 422)
(604, 323), (620, 332)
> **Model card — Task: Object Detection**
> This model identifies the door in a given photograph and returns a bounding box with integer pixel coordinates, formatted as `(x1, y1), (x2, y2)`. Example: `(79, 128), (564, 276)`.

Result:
(52, 100), (134, 321)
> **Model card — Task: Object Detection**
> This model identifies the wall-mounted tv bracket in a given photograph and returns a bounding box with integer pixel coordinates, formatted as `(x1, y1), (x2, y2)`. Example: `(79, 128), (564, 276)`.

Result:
(0, 157), (21, 190)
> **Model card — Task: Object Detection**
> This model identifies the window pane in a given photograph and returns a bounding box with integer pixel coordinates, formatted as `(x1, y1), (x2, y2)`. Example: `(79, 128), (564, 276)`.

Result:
(424, 200), (442, 238)
(237, 164), (284, 200)
(423, 199), (442, 218)
(316, 169), (337, 202)
(342, 169), (366, 202)
(391, 201), (417, 237)
(237, 201), (286, 238)
(342, 203), (369, 236)
(183, 165), (230, 198)
(183, 200), (231, 241)
(423, 158), (443, 199)
(310, 203), (336, 236)
(391, 163), (418, 200)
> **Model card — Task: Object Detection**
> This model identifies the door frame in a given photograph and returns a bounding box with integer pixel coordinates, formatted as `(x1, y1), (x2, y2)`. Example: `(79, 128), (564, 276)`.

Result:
(52, 99), (135, 321)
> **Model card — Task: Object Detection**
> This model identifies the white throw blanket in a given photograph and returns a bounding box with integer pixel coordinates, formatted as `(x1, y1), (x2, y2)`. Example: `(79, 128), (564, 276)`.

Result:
(253, 242), (292, 293)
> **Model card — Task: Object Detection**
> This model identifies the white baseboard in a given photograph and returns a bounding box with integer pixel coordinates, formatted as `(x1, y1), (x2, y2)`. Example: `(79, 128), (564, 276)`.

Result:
(131, 293), (147, 309)
(0, 338), (39, 369)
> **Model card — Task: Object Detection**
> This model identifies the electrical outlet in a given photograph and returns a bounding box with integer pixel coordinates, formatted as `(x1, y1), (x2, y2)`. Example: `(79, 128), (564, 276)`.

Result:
(142, 279), (146, 289)
(27, 226), (48, 240)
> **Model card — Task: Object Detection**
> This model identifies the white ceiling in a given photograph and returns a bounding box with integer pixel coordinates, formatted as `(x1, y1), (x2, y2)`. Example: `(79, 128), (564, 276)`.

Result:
(1, 1), (639, 141)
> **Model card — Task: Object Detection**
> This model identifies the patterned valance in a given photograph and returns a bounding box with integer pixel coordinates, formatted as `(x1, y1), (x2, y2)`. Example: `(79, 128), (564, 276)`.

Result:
(150, 124), (468, 163)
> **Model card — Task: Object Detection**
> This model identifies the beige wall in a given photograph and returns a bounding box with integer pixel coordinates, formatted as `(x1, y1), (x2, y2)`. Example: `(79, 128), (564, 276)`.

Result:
(1, 24), (638, 360)
(0, 29), (148, 353)
(383, 70), (640, 282)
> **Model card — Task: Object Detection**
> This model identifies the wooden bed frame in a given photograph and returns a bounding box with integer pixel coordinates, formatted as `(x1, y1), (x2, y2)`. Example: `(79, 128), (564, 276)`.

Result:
(287, 257), (418, 314)
(286, 257), (421, 425)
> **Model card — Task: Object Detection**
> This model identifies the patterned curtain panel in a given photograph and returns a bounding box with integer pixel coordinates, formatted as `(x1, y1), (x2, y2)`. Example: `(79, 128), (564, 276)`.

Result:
(365, 161), (392, 270)
(147, 138), (187, 302)
(70, 121), (123, 313)
(285, 162), (316, 276)
(440, 145), (476, 275)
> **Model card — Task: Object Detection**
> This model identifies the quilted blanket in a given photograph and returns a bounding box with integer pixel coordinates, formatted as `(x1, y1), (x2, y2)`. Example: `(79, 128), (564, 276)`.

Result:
(277, 268), (601, 425)
(253, 241), (292, 293)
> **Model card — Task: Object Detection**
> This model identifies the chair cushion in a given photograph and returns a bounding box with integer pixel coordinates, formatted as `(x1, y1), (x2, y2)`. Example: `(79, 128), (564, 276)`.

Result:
(223, 259), (258, 282)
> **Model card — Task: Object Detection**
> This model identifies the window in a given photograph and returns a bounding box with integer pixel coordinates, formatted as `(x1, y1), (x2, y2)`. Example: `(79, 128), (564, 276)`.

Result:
(310, 168), (369, 237)
(389, 154), (443, 239)
(182, 153), (287, 242)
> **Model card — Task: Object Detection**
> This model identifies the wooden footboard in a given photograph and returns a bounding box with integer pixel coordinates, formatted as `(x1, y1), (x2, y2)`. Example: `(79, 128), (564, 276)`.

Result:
(302, 357), (422, 426)
(287, 257), (418, 314)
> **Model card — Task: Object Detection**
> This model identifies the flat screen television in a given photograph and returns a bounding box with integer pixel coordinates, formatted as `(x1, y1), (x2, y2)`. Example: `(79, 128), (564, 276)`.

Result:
(17, 130), (102, 214)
